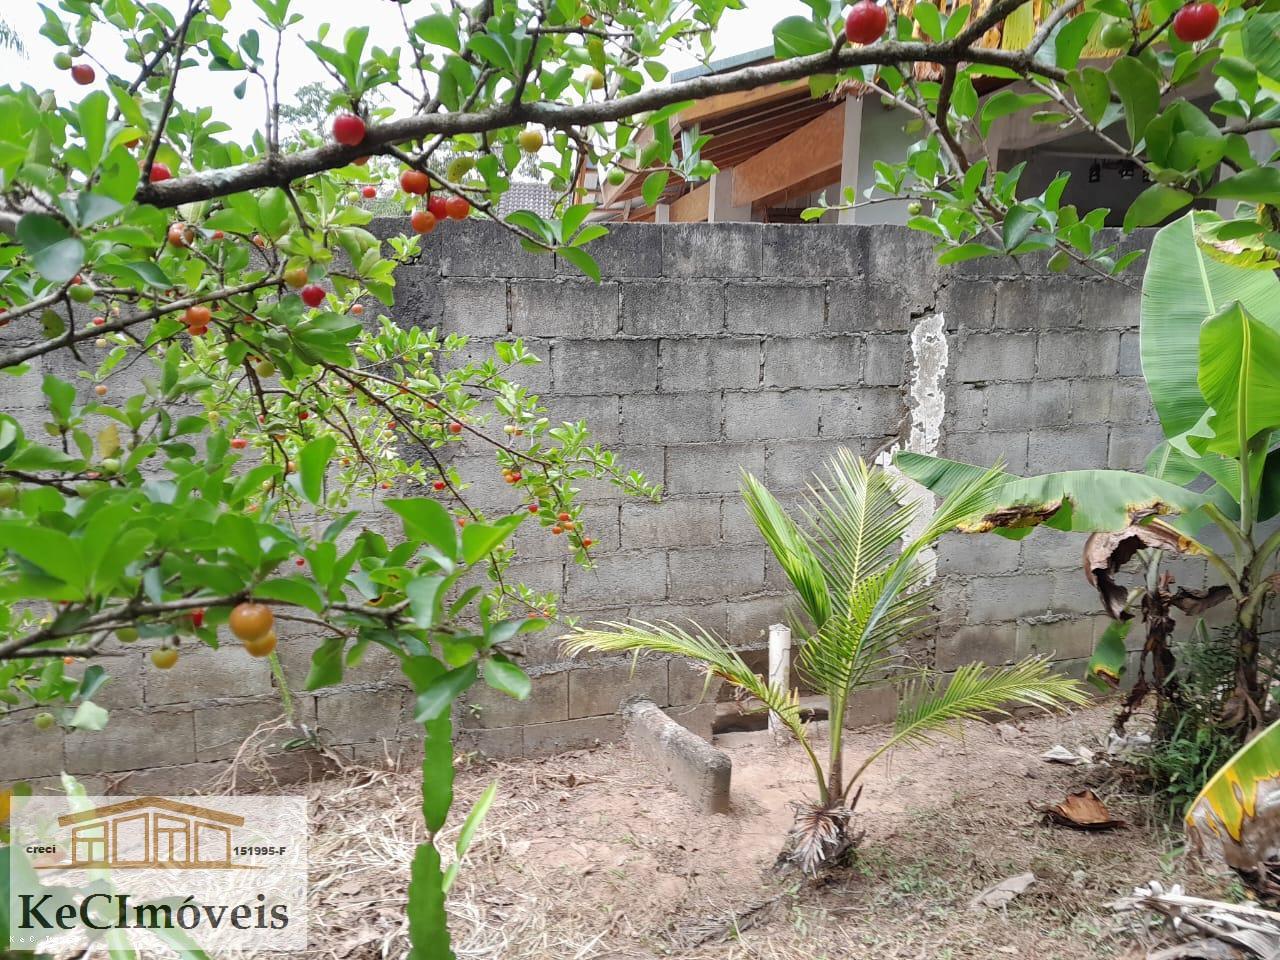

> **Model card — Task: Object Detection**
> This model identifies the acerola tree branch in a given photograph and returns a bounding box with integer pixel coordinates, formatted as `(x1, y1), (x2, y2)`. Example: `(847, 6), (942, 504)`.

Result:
(135, 0), (1058, 210)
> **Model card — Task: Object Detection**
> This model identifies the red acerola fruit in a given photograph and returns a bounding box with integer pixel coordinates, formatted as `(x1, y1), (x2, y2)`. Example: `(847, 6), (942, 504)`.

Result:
(410, 210), (437, 234)
(300, 284), (326, 308)
(845, 0), (888, 44)
(332, 112), (366, 147)
(448, 422), (463, 434)
(427, 193), (448, 220)
(149, 162), (173, 182)
(445, 196), (471, 220)
(362, 186), (377, 199)
(1172, 2), (1218, 41)
(400, 169), (430, 196)
(71, 63), (95, 85)
(433, 480), (447, 491)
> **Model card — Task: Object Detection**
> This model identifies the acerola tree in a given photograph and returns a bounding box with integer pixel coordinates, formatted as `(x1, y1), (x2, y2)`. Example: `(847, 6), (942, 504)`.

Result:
(2, 0), (1280, 956)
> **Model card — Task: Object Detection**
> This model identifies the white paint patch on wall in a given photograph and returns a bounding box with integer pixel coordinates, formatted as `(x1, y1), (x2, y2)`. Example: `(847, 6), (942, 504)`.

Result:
(876, 312), (949, 579)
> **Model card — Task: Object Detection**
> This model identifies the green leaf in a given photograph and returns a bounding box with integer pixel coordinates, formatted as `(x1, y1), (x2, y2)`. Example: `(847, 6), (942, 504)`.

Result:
(69, 700), (109, 731)
(460, 514), (524, 565)
(1002, 204), (1039, 251)
(1086, 620), (1132, 691)
(441, 781), (498, 894)
(414, 662), (478, 724)
(1204, 168), (1280, 207)
(938, 242), (1000, 265)
(1055, 11), (1100, 70)
(979, 91), (1051, 138)
(406, 575), (444, 629)
(1142, 213), (1280, 440)
(1069, 67), (1111, 126)
(415, 13), (461, 51)
(893, 453), (1210, 533)
(1123, 184), (1192, 230)
(772, 16), (830, 58)
(1109, 56), (1160, 147)
(1242, 12), (1280, 81)
(254, 577), (325, 613)
(387, 498), (457, 558)
(304, 636), (346, 690)
(298, 435), (336, 504)
(0, 522), (85, 590)
(1197, 301), (1280, 456)
(557, 246), (600, 282)
(641, 171), (669, 207)
(483, 656), (531, 700)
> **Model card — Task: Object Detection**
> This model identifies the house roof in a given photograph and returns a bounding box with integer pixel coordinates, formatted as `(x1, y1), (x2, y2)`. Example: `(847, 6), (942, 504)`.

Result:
(58, 796), (245, 827)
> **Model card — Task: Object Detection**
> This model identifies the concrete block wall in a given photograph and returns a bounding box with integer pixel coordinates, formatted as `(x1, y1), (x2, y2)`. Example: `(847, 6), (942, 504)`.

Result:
(2, 222), (1165, 788)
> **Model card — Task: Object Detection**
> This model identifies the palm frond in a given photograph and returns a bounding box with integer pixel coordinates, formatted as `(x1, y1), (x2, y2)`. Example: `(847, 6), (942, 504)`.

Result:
(887, 659), (1089, 754)
(800, 449), (916, 599)
(742, 471), (831, 628)
(781, 803), (856, 876)
(563, 620), (807, 737)
(915, 460), (1009, 548)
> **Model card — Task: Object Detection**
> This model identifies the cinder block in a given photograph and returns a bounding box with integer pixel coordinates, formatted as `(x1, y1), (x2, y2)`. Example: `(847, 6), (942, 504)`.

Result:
(955, 332), (1036, 382)
(763, 224), (861, 278)
(661, 337), (760, 389)
(1107, 422), (1165, 470)
(936, 279), (996, 331)
(623, 698), (731, 813)
(668, 547), (766, 600)
(936, 624), (1017, 671)
(1070, 379), (1113, 425)
(1028, 426), (1110, 473)
(440, 279), (507, 337)
(316, 687), (406, 745)
(623, 280), (724, 335)
(984, 380), (1071, 430)
(844, 683), (898, 728)
(1110, 378), (1155, 423)
(561, 224), (662, 278)
(665, 702), (718, 740)
(764, 337), (861, 388)
(523, 715), (624, 755)
(723, 390), (821, 440)
(994, 278), (1084, 331)
(551, 339), (658, 395)
(864, 334), (908, 386)
(1037, 331), (1121, 378)
(819, 388), (904, 438)
(940, 430), (1028, 473)
(565, 550), (668, 604)
(438, 220), (554, 277)
(1019, 527), (1088, 574)
(456, 726), (525, 759)
(1118, 330), (1142, 376)
(195, 699), (300, 762)
(460, 669), (568, 729)
(145, 644), (274, 705)
(568, 658), (669, 718)
(663, 222), (763, 278)
(1050, 570), (1105, 616)
(1016, 618), (1099, 661)
(63, 657), (144, 710)
(935, 533), (1021, 576)
(727, 595), (788, 648)
(669, 659), (722, 705)
(766, 438), (863, 492)
(550, 394), (621, 445)
(627, 601), (729, 641)
(967, 575), (1054, 622)
(392, 266), (446, 330)
(666, 442), (765, 495)
(621, 498), (721, 548)
(621, 392), (721, 443)
(726, 282), (824, 334)
(860, 225), (939, 288)
(0, 711), (66, 779)
(828, 277), (929, 333)
(511, 279), (619, 338)
(65, 709), (196, 773)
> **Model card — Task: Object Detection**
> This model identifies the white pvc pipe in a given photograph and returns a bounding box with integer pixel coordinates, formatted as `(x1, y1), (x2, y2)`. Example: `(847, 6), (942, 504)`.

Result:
(767, 623), (792, 737)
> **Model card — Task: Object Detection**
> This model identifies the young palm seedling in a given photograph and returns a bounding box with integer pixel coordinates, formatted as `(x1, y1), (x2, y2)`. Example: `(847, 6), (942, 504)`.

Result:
(566, 451), (1088, 874)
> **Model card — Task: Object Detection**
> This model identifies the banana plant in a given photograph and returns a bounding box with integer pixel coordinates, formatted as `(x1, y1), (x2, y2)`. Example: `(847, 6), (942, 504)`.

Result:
(1186, 715), (1280, 895)
(897, 210), (1280, 737)
(565, 452), (1086, 874)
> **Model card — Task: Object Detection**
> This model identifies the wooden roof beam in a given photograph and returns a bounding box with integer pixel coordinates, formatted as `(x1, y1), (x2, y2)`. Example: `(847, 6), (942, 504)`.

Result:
(730, 104), (845, 208)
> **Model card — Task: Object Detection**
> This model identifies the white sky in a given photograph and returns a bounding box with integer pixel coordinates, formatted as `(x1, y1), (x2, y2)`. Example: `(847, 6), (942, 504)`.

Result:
(4, 0), (809, 140)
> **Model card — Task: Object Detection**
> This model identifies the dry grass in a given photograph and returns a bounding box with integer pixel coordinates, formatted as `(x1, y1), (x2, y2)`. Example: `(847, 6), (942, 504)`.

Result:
(292, 702), (1241, 960)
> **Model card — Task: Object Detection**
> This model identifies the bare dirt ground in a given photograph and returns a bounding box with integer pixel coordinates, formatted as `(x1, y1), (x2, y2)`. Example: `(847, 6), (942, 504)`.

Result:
(306, 702), (1240, 960)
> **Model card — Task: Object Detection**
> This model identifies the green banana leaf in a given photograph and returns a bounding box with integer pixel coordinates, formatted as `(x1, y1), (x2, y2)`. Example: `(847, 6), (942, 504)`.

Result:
(1086, 619), (1132, 691)
(894, 452), (1211, 534)
(1141, 212), (1280, 443)
(1186, 715), (1280, 870)
(1197, 302), (1280, 457)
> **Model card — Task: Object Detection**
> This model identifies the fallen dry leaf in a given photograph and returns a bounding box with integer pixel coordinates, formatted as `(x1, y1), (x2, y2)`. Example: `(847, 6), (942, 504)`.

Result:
(1035, 789), (1126, 830)
(1041, 745), (1090, 765)
(970, 872), (1036, 909)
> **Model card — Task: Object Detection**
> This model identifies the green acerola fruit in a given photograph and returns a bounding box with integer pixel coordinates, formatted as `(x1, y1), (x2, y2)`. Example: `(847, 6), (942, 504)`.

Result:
(1100, 20), (1132, 48)
(606, 168), (626, 187)
(34, 713), (56, 731)
(116, 627), (139, 643)
(54, 52), (73, 70)
(907, 201), (923, 215)
(68, 284), (94, 304)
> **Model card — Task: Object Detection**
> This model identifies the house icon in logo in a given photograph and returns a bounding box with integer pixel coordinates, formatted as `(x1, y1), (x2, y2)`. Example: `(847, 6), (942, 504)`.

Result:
(51, 797), (249, 870)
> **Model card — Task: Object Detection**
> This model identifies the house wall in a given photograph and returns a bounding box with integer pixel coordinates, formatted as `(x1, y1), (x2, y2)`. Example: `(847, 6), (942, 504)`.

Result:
(4, 221), (1219, 793)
